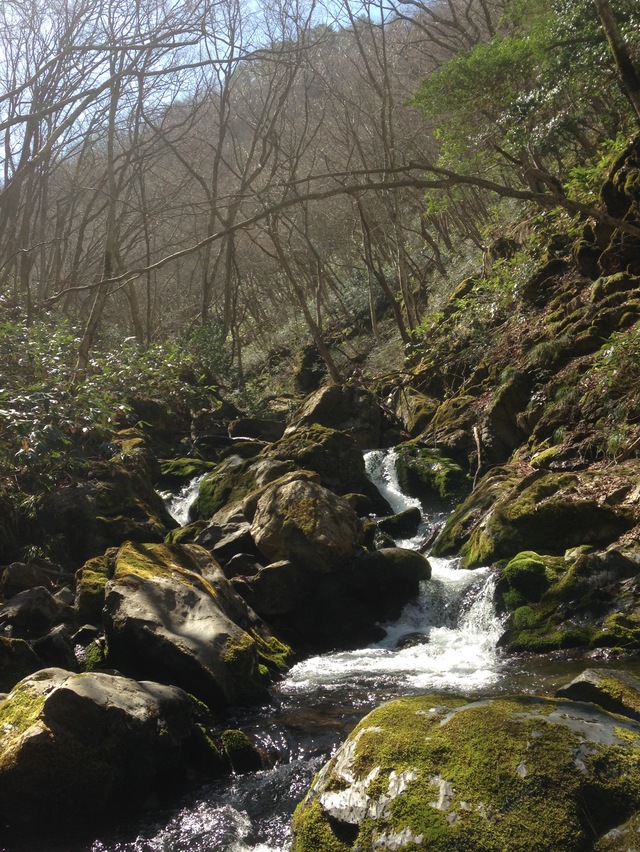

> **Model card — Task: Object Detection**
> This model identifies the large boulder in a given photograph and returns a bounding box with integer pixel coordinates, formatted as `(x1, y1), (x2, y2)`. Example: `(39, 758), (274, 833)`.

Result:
(235, 547), (430, 652)
(292, 693), (640, 851)
(190, 454), (294, 520)
(435, 466), (637, 568)
(0, 586), (74, 639)
(263, 425), (375, 497)
(250, 479), (364, 572)
(0, 668), (219, 830)
(37, 460), (177, 568)
(285, 385), (383, 449)
(104, 541), (290, 709)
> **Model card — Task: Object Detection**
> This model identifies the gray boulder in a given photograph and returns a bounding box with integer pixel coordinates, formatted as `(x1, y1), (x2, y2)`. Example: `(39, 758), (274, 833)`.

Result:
(104, 541), (283, 709)
(0, 667), (220, 829)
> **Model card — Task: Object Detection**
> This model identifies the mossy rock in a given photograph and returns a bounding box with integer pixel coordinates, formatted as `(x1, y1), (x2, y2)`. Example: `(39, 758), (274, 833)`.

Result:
(164, 520), (209, 545)
(74, 552), (115, 625)
(158, 457), (217, 488)
(432, 466), (520, 558)
(393, 387), (439, 437)
(265, 425), (369, 497)
(499, 551), (567, 610)
(459, 470), (635, 568)
(0, 668), (221, 831)
(395, 443), (470, 504)
(0, 637), (40, 693)
(557, 668), (640, 722)
(292, 693), (640, 851)
(191, 455), (294, 520)
(221, 729), (264, 774)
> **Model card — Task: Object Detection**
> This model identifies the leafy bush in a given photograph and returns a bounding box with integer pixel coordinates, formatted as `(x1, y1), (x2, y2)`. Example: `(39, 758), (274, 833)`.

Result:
(0, 316), (219, 491)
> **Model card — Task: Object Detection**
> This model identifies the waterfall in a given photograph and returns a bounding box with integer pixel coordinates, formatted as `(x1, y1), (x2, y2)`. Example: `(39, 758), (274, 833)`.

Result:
(280, 449), (505, 698)
(163, 474), (206, 526)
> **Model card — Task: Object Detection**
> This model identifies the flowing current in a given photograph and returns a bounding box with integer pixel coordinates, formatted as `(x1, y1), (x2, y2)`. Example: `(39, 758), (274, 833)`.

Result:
(26, 449), (506, 852)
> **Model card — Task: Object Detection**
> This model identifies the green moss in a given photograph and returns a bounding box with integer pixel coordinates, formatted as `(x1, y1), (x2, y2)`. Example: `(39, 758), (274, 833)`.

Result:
(164, 520), (208, 545)
(191, 456), (266, 520)
(82, 641), (107, 672)
(114, 541), (220, 600)
(395, 444), (470, 503)
(593, 614), (640, 649)
(249, 630), (293, 673)
(0, 679), (47, 749)
(294, 694), (640, 851)
(292, 800), (352, 852)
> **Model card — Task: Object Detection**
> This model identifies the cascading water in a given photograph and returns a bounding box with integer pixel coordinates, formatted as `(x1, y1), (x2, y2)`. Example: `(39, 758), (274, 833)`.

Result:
(36, 449), (506, 852)
(281, 450), (505, 700)
(163, 474), (207, 526)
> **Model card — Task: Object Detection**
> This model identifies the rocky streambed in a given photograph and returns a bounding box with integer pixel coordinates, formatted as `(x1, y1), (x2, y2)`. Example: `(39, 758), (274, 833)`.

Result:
(3, 137), (640, 851)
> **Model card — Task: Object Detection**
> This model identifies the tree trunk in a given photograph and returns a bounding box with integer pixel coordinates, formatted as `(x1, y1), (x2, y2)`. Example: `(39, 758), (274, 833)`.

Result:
(594, 0), (640, 124)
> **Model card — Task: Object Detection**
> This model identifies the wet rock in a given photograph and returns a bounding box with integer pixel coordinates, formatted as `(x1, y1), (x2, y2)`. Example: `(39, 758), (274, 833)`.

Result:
(0, 668), (221, 830)
(292, 693), (640, 851)
(377, 507), (422, 538)
(556, 668), (640, 721)
(395, 444), (469, 503)
(221, 729), (265, 774)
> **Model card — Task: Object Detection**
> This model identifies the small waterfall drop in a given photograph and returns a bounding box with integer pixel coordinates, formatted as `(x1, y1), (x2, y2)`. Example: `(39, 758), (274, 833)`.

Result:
(280, 449), (505, 698)
(163, 474), (206, 526)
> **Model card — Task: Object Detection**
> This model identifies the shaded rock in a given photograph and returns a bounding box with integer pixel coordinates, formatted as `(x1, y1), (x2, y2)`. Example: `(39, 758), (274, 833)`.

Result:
(250, 479), (364, 573)
(74, 551), (114, 626)
(377, 507), (422, 538)
(0, 637), (40, 693)
(0, 562), (54, 599)
(0, 586), (74, 640)
(195, 520), (261, 566)
(103, 541), (284, 708)
(221, 729), (265, 774)
(0, 668), (220, 830)
(233, 560), (313, 617)
(38, 461), (178, 568)
(158, 457), (217, 489)
(294, 344), (325, 392)
(292, 693), (640, 852)
(228, 418), (285, 442)
(32, 624), (78, 671)
(285, 385), (382, 449)
(223, 553), (263, 578)
(557, 668), (640, 721)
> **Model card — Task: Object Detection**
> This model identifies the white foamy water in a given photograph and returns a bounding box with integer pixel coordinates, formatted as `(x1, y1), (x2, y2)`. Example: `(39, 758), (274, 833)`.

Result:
(163, 474), (206, 526)
(281, 450), (506, 699)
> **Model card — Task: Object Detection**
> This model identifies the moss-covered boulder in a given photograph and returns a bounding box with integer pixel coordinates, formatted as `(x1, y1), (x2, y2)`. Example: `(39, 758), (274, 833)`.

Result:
(285, 384), (383, 449)
(158, 457), (217, 489)
(220, 728), (265, 774)
(264, 425), (373, 497)
(395, 443), (470, 503)
(292, 693), (640, 852)
(437, 467), (637, 568)
(0, 668), (220, 831)
(74, 551), (115, 626)
(498, 541), (640, 653)
(190, 455), (294, 520)
(250, 479), (364, 572)
(104, 541), (291, 709)
(392, 386), (440, 437)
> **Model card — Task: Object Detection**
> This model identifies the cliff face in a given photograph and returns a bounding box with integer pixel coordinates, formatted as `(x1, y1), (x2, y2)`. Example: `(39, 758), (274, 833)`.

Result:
(391, 136), (640, 654)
